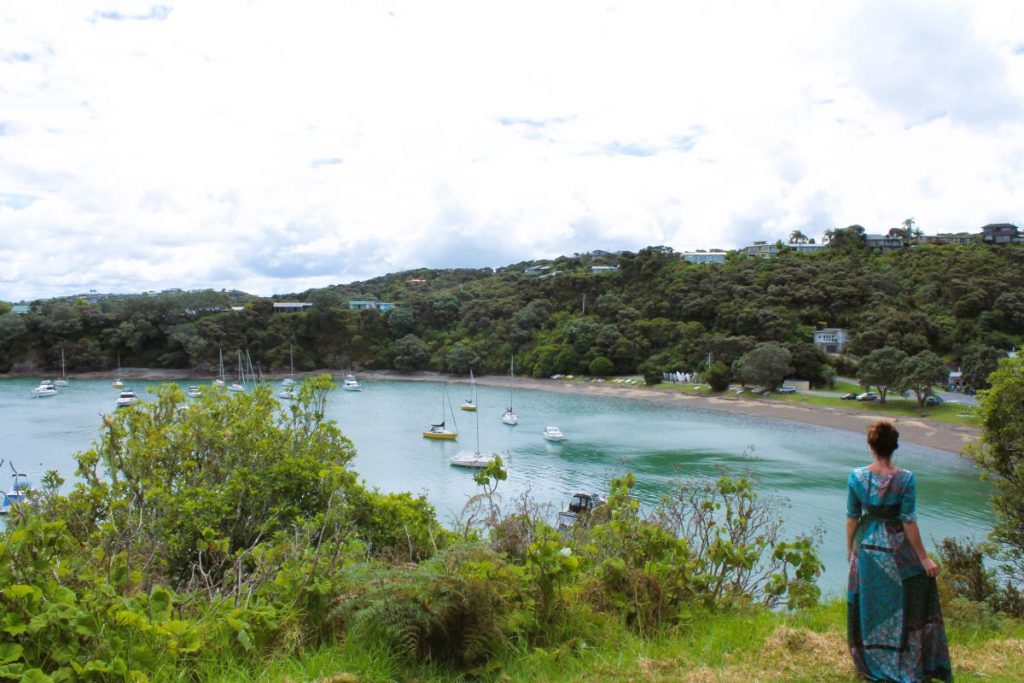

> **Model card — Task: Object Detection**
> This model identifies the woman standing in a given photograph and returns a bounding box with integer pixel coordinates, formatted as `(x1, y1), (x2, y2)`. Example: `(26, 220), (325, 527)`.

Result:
(846, 421), (952, 682)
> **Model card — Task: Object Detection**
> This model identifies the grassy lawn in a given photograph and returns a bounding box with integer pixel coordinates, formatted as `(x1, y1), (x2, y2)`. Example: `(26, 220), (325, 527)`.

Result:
(224, 600), (1024, 682)
(766, 391), (979, 427)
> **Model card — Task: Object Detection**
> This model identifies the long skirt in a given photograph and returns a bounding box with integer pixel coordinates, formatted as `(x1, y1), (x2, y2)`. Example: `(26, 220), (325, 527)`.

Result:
(848, 532), (953, 682)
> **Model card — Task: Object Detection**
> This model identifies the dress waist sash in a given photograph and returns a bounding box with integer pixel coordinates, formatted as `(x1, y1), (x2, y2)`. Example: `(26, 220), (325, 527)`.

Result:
(862, 504), (900, 521)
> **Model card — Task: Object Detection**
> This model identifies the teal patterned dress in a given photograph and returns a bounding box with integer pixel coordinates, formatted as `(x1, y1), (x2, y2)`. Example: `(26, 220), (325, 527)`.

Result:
(847, 467), (952, 682)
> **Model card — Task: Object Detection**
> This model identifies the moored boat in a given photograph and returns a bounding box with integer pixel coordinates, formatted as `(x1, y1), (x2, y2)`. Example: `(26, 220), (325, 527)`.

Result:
(543, 426), (566, 442)
(31, 380), (58, 398)
(557, 491), (604, 530)
(115, 389), (138, 408)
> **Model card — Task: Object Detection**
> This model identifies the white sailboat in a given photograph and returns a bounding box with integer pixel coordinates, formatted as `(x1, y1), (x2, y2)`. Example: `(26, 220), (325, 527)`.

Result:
(279, 345), (298, 400)
(229, 350), (247, 393)
(460, 368), (477, 411)
(502, 355), (519, 425)
(112, 353), (123, 388)
(213, 349), (226, 388)
(54, 348), (69, 387)
(450, 384), (496, 469)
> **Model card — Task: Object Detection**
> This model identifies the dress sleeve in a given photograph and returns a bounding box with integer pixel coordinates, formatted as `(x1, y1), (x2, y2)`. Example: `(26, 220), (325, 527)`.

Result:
(899, 472), (918, 523)
(846, 470), (862, 518)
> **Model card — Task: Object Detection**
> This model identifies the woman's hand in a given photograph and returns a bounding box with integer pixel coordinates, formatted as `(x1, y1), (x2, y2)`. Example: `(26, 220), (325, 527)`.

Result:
(921, 557), (940, 577)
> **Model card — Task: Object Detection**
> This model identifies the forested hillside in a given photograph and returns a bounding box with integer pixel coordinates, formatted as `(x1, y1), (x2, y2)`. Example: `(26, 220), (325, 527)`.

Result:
(2, 242), (1022, 390)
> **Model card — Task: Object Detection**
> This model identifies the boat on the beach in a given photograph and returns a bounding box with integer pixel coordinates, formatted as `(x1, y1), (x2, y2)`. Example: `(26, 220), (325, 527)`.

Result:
(115, 389), (138, 408)
(502, 356), (519, 426)
(424, 380), (458, 440)
(543, 426), (566, 442)
(31, 380), (58, 398)
(557, 491), (604, 530)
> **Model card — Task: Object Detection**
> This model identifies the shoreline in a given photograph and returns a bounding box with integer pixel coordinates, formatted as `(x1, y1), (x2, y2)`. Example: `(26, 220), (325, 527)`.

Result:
(9, 368), (979, 454)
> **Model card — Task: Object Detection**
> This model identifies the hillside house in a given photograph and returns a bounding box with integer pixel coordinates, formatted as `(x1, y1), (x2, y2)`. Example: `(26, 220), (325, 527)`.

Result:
(682, 252), (727, 264)
(813, 328), (850, 354)
(981, 223), (1021, 244)
(348, 300), (396, 312)
(864, 234), (904, 251)
(273, 302), (313, 313)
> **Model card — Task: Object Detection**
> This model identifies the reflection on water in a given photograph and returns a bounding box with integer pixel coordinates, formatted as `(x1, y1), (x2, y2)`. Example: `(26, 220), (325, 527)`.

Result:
(0, 377), (993, 594)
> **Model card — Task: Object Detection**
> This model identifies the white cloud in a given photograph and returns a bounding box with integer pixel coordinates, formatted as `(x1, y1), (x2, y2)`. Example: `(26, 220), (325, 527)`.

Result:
(1, 0), (1023, 300)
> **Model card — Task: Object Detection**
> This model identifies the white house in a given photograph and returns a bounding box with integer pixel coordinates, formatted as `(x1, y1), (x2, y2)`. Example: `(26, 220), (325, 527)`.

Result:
(682, 252), (727, 264)
(813, 328), (850, 354)
(348, 300), (396, 313)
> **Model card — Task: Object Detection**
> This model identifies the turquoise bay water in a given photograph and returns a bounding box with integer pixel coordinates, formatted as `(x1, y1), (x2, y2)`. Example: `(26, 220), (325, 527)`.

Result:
(0, 377), (993, 594)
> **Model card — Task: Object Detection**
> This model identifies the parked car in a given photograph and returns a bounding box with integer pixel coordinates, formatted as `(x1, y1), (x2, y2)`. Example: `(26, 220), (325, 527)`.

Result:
(925, 394), (944, 406)
(840, 392), (857, 400)
(856, 392), (878, 401)
(776, 386), (796, 394)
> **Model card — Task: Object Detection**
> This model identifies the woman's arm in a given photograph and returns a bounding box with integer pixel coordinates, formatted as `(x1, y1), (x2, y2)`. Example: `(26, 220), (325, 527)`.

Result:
(846, 517), (859, 561)
(903, 521), (940, 577)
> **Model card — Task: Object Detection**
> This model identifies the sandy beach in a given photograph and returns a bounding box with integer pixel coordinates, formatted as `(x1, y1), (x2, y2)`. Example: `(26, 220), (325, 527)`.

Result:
(43, 367), (979, 454)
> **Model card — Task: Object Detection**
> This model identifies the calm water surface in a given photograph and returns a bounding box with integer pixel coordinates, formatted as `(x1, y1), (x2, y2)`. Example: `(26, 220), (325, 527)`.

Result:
(0, 377), (993, 594)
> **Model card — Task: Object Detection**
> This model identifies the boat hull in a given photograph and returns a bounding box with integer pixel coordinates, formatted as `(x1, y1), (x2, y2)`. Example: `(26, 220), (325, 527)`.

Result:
(423, 431), (457, 440)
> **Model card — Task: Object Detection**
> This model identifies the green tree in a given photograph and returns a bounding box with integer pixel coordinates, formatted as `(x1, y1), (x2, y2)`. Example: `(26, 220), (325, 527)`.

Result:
(967, 356), (1024, 589)
(445, 342), (479, 375)
(704, 361), (731, 392)
(589, 355), (614, 377)
(961, 345), (1005, 392)
(900, 350), (948, 407)
(857, 346), (908, 404)
(734, 343), (792, 390)
(394, 333), (430, 371)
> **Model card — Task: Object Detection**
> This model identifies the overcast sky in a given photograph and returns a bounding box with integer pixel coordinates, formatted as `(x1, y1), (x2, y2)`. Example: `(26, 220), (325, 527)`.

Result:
(2, 1), (1023, 301)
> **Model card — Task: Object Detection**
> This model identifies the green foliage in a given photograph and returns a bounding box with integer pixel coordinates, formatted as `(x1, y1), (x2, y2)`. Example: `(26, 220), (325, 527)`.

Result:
(858, 346), (908, 403)
(967, 356), (1024, 591)
(588, 355), (614, 377)
(733, 342), (792, 390)
(704, 361), (731, 392)
(900, 350), (948, 406)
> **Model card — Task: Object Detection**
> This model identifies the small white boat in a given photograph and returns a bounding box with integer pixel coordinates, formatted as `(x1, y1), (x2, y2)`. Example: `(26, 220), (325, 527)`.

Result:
(31, 380), (58, 398)
(186, 385), (203, 398)
(228, 383), (246, 393)
(280, 377), (296, 389)
(543, 426), (566, 442)
(557, 492), (604, 530)
(342, 374), (361, 391)
(112, 353), (123, 388)
(115, 389), (138, 408)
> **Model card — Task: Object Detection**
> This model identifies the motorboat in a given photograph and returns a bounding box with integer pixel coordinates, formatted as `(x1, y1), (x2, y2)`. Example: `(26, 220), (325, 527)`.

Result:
(31, 380), (58, 398)
(186, 385), (203, 399)
(115, 389), (138, 408)
(342, 374), (361, 391)
(557, 492), (605, 530)
(0, 461), (32, 515)
(543, 426), (566, 442)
